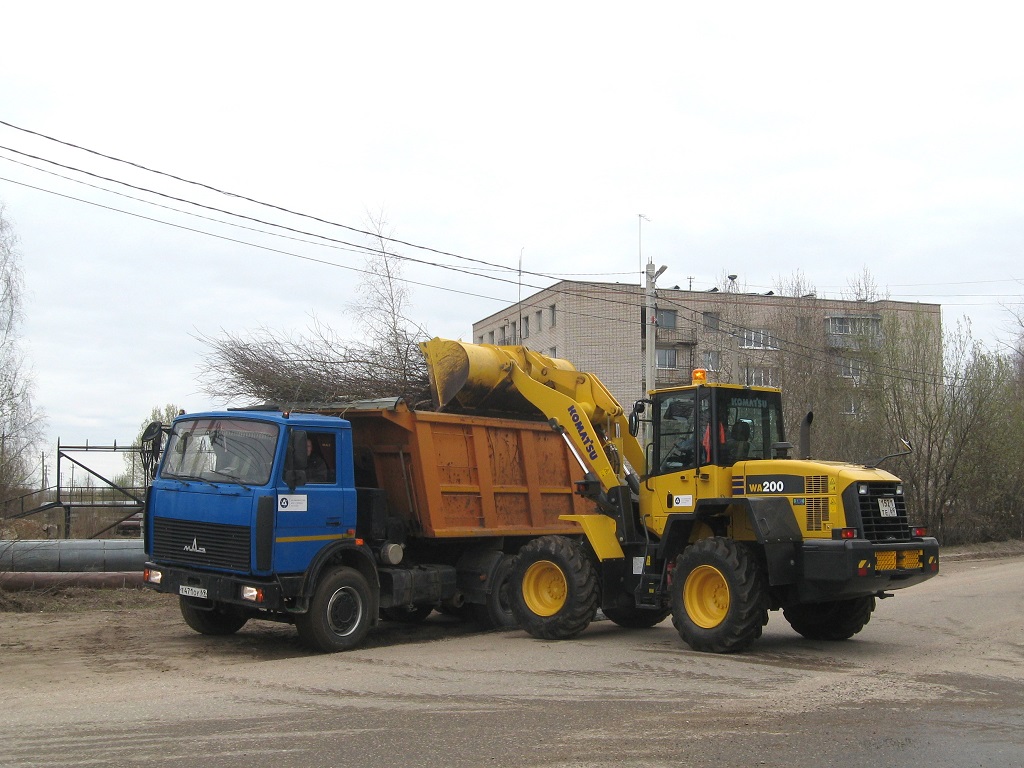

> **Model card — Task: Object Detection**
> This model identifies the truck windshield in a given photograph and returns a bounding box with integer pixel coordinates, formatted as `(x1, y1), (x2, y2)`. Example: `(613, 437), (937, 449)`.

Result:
(161, 418), (279, 486)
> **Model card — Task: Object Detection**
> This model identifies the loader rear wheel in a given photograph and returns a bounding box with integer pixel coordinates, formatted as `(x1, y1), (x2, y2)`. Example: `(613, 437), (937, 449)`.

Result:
(179, 597), (248, 636)
(783, 596), (876, 641)
(296, 566), (373, 652)
(671, 537), (768, 653)
(603, 606), (672, 629)
(511, 536), (599, 640)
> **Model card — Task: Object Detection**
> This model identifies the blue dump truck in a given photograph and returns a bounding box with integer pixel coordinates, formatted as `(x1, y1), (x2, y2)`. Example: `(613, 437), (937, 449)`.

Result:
(142, 399), (597, 651)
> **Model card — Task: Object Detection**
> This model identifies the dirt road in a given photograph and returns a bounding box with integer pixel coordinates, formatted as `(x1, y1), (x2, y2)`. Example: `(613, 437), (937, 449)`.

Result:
(2, 553), (1023, 767)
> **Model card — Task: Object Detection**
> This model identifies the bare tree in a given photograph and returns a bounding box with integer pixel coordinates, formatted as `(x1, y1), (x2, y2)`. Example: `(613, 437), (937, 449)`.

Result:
(197, 218), (429, 407)
(117, 404), (182, 487)
(0, 202), (43, 504)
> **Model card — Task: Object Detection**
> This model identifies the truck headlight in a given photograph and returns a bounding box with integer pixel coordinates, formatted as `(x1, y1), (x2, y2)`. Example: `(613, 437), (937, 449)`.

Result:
(144, 568), (162, 585)
(241, 585), (265, 603)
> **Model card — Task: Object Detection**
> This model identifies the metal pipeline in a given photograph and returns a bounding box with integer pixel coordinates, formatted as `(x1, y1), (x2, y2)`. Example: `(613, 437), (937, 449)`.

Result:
(0, 539), (146, 573)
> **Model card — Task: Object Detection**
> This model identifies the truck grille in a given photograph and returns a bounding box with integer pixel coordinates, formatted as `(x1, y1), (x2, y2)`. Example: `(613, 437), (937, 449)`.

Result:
(858, 482), (911, 543)
(152, 517), (251, 571)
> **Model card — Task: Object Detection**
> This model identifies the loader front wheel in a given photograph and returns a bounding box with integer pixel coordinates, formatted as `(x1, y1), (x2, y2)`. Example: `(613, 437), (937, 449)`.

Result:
(511, 536), (599, 640)
(671, 537), (768, 653)
(783, 596), (876, 641)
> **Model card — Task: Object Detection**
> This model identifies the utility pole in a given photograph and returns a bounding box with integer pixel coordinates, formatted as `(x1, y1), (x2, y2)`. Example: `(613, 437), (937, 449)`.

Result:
(645, 259), (667, 444)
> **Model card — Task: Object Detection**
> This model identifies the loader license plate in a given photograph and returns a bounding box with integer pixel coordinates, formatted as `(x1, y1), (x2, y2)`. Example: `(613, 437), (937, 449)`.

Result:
(878, 497), (897, 517)
(179, 585), (207, 598)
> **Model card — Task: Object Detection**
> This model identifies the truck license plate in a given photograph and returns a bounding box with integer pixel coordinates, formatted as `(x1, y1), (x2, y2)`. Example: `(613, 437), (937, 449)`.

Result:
(179, 585), (208, 598)
(878, 497), (897, 517)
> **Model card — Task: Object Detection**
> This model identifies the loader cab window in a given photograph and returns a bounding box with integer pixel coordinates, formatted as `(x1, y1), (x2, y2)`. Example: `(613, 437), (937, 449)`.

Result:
(654, 391), (697, 474)
(715, 390), (785, 464)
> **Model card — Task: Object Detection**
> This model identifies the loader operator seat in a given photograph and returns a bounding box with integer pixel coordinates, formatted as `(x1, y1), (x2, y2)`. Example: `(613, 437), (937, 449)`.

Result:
(726, 420), (751, 463)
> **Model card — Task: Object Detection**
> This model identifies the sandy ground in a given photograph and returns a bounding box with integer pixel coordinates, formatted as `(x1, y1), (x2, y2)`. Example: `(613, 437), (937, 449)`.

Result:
(1, 543), (1023, 767)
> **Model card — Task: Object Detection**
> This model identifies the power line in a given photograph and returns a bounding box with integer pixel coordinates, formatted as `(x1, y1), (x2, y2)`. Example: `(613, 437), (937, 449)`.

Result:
(0, 123), (1011, 389)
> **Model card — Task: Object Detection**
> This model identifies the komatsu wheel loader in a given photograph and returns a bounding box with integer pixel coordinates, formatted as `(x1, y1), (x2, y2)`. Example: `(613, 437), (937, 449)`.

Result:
(420, 338), (939, 653)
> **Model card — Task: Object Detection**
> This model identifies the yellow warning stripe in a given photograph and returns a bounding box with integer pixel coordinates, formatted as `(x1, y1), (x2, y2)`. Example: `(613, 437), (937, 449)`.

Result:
(275, 534), (351, 543)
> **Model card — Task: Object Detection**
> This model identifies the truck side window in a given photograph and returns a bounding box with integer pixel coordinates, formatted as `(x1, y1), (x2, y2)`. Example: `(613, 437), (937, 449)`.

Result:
(303, 432), (336, 484)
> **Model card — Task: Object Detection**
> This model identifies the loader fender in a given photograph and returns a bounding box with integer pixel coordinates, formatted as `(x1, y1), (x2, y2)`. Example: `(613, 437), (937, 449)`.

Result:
(658, 497), (801, 586)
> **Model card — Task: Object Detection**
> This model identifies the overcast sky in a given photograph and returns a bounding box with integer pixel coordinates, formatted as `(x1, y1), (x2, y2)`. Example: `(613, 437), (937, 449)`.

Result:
(1, 2), (1022, 481)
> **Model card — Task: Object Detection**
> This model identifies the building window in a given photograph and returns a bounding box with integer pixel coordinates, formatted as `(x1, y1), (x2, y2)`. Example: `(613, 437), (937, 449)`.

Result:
(535, 310), (543, 333)
(743, 366), (775, 386)
(656, 348), (677, 369)
(522, 316), (530, 338)
(486, 331), (494, 344)
(703, 312), (720, 331)
(498, 327), (506, 344)
(549, 304), (557, 327)
(839, 358), (862, 381)
(740, 329), (778, 349)
(828, 316), (880, 336)
(478, 335), (485, 344)
(703, 350), (721, 371)
(656, 308), (677, 329)
(549, 346), (557, 358)
(842, 397), (862, 416)
(510, 321), (517, 342)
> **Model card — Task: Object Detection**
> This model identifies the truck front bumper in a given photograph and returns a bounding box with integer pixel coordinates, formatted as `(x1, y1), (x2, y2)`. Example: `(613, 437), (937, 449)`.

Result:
(796, 537), (939, 602)
(143, 561), (301, 613)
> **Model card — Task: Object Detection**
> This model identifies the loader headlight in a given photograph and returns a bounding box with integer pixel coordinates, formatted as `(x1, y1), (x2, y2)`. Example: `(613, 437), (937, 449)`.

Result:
(858, 483), (869, 495)
(896, 483), (904, 495)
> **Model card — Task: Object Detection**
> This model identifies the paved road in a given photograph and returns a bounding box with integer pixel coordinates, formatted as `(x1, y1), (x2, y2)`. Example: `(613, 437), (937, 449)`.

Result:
(2, 554), (1023, 767)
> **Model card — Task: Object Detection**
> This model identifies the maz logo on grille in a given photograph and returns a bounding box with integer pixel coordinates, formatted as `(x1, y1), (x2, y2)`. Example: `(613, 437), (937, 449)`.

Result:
(183, 538), (207, 554)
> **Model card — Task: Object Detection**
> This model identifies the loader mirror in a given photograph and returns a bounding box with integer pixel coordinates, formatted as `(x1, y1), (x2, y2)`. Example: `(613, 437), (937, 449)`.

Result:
(629, 400), (647, 438)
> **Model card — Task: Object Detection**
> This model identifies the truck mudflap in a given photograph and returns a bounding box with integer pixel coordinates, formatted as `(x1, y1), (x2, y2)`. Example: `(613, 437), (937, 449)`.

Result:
(143, 562), (301, 613)
(796, 538), (939, 602)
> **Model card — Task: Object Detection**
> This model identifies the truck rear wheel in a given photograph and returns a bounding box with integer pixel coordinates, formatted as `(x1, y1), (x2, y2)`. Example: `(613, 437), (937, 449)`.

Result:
(296, 566), (373, 652)
(179, 597), (248, 636)
(472, 554), (518, 629)
(671, 537), (768, 653)
(510, 536), (599, 640)
(783, 596), (876, 641)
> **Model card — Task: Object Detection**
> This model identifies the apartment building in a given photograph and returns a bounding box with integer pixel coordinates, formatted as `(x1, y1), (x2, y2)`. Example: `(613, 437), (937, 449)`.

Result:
(472, 279), (942, 411)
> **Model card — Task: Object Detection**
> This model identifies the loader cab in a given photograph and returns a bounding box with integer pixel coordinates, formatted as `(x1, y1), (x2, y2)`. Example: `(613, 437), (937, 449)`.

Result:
(650, 382), (786, 473)
(641, 380), (786, 534)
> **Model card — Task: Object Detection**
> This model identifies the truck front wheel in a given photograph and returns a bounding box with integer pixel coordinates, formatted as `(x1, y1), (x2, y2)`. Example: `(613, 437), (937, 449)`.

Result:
(179, 597), (248, 635)
(783, 596), (876, 641)
(671, 537), (768, 653)
(296, 566), (373, 652)
(510, 536), (599, 640)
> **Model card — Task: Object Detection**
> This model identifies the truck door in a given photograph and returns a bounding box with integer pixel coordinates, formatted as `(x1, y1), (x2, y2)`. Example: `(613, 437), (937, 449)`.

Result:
(274, 429), (349, 572)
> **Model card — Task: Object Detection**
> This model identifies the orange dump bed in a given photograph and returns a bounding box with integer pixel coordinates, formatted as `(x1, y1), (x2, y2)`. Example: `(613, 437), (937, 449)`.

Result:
(345, 404), (596, 538)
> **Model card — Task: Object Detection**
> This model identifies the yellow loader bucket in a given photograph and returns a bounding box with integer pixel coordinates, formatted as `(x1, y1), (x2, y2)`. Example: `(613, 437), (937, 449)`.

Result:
(419, 338), (576, 414)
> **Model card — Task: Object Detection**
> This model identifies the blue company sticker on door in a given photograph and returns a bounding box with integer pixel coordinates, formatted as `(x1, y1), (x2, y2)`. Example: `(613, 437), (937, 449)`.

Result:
(278, 494), (308, 512)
